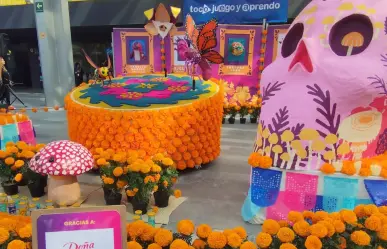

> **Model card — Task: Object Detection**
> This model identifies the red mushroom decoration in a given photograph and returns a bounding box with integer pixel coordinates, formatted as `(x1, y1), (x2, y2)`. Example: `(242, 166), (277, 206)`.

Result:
(29, 140), (94, 206)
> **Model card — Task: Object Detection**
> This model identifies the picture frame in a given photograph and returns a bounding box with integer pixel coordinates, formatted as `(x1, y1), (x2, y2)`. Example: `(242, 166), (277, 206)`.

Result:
(120, 31), (154, 74)
(170, 31), (189, 74)
(272, 29), (288, 61)
(219, 29), (255, 76)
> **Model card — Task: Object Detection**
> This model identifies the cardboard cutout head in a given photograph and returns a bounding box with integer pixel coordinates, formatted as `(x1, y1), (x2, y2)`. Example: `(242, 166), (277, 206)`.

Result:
(255, 0), (387, 171)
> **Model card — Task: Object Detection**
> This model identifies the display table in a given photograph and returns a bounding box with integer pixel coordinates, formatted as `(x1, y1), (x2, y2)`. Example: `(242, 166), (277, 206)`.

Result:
(0, 113), (36, 149)
(241, 167), (387, 224)
(65, 74), (223, 170)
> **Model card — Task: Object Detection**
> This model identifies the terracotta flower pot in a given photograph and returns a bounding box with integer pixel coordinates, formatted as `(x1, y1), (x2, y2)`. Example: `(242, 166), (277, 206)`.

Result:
(1, 181), (19, 196)
(154, 190), (170, 208)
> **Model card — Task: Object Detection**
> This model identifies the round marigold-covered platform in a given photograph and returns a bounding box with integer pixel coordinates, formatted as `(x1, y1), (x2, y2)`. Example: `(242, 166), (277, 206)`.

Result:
(65, 74), (223, 170)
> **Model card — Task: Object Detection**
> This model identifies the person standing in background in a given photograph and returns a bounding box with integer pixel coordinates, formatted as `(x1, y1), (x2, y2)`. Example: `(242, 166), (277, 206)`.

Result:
(74, 62), (84, 87)
(0, 56), (11, 107)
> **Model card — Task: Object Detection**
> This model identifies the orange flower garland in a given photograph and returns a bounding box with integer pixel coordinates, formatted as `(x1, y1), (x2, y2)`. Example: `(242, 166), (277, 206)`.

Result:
(64, 80), (223, 170)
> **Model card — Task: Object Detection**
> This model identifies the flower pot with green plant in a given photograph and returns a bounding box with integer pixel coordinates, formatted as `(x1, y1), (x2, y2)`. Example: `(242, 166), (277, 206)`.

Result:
(249, 104), (261, 123)
(151, 153), (179, 208)
(228, 104), (238, 124)
(125, 156), (161, 214)
(239, 104), (249, 124)
(94, 149), (129, 205)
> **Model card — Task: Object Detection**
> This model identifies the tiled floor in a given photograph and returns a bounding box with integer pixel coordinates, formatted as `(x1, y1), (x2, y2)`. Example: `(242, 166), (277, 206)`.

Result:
(11, 91), (261, 235)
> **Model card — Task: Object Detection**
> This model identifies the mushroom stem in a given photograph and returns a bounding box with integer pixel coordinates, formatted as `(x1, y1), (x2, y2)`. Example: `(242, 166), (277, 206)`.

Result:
(280, 160), (287, 169)
(48, 176), (81, 206)
(287, 148), (295, 170)
(346, 46), (353, 56)
(306, 141), (313, 171)
(273, 153), (278, 165)
(316, 153), (322, 169)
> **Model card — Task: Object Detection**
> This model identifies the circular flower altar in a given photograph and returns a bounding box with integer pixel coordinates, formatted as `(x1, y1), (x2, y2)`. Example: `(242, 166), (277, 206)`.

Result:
(65, 74), (223, 170)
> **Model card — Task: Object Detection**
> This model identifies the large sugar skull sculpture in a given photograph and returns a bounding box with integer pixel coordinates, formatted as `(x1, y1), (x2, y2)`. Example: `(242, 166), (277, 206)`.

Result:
(256, 0), (387, 171)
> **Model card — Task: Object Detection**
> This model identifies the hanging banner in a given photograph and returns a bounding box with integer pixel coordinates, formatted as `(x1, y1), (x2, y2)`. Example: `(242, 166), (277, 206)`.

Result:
(183, 0), (288, 25)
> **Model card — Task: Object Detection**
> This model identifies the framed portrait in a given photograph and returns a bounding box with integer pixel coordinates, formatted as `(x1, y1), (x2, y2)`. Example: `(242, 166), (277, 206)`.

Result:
(272, 29), (287, 62)
(219, 29), (255, 76)
(120, 32), (154, 74)
(170, 31), (190, 74)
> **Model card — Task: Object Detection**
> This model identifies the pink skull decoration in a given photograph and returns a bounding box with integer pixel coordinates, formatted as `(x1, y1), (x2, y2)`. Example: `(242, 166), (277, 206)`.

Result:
(255, 0), (387, 172)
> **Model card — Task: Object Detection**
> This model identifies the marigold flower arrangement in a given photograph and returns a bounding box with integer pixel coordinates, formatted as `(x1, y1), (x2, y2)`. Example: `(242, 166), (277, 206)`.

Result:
(248, 152), (273, 169)
(0, 213), (32, 249)
(0, 141), (45, 188)
(257, 204), (387, 249)
(151, 153), (179, 206)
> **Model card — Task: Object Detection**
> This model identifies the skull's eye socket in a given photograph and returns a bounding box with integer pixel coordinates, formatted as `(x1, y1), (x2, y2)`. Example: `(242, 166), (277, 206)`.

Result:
(329, 14), (373, 56)
(281, 23), (304, 58)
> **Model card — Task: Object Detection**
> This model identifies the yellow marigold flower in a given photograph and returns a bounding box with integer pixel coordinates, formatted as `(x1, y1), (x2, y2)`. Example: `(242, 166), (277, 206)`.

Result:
(5, 157), (15, 165)
(174, 189), (182, 198)
(262, 219), (280, 235)
(162, 157), (174, 166)
(255, 232), (272, 248)
(333, 220), (346, 233)
(0, 227), (9, 244)
(192, 239), (206, 249)
(354, 204), (366, 218)
(154, 228), (173, 247)
(240, 241), (257, 249)
(147, 244), (162, 249)
(364, 204), (379, 216)
(127, 241), (142, 249)
(177, 220), (195, 236)
(350, 231), (371, 246)
(113, 167), (124, 177)
(141, 165), (151, 174)
(14, 160), (25, 168)
(196, 224), (212, 239)
(103, 177), (114, 185)
(233, 226), (247, 240)
(151, 165), (162, 173)
(207, 231), (227, 249)
(277, 227), (295, 243)
(303, 211), (315, 220)
(365, 215), (382, 232)
(293, 220), (310, 237)
(153, 153), (164, 161)
(97, 158), (107, 166)
(305, 235), (322, 249)
(170, 239), (189, 249)
(278, 220), (289, 227)
(377, 224), (387, 240)
(280, 243), (297, 249)
(14, 173), (23, 183)
(153, 185), (158, 192)
(340, 210), (358, 225)
(288, 211), (304, 224)
(310, 224), (328, 238)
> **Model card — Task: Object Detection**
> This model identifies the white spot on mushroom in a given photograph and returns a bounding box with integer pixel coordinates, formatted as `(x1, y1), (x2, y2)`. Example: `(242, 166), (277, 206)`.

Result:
(77, 170), (81, 174)
(54, 170), (59, 175)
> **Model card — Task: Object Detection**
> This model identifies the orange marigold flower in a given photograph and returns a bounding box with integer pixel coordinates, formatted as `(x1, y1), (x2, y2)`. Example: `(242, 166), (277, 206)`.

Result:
(233, 226), (247, 240)
(170, 239), (189, 249)
(97, 158), (107, 166)
(278, 220), (289, 227)
(255, 232), (272, 248)
(7, 240), (26, 249)
(248, 152), (261, 167)
(293, 221), (310, 237)
(365, 215), (382, 232)
(192, 239), (206, 249)
(196, 224), (212, 239)
(364, 204), (379, 216)
(147, 243), (162, 249)
(339, 236), (347, 249)
(313, 211), (329, 223)
(113, 167), (124, 177)
(154, 228), (173, 247)
(262, 219), (280, 235)
(378, 206), (387, 215)
(103, 177), (114, 185)
(280, 243), (297, 249)
(277, 227), (295, 243)
(333, 220), (346, 233)
(310, 224), (328, 238)
(240, 241), (257, 249)
(127, 241), (142, 249)
(320, 163), (335, 174)
(177, 220), (195, 236)
(227, 232), (242, 248)
(174, 189), (182, 198)
(0, 227), (9, 244)
(318, 221), (335, 237)
(359, 167), (371, 177)
(341, 160), (356, 175)
(14, 173), (23, 183)
(350, 231), (371, 246)
(377, 224), (387, 240)
(260, 156), (273, 169)
(303, 211), (315, 221)
(14, 160), (25, 168)
(207, 231), (227, 249)
(340, 210), (357, 225)
(288, 211), (304, 224)
(305, 235), (322, 249)
(5, 157), (15, 165)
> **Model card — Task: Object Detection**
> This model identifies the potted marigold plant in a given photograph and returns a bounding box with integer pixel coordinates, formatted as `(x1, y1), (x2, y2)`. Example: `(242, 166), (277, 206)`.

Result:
(94, 149), (129, 205)
(239, 104), (249, 124)
(228, 104), (238, 124)
(0, 141), (43, 195)
(126, 157), (161, 214)
(249, 104), (261, 124)
(151, 153), (178, 208)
